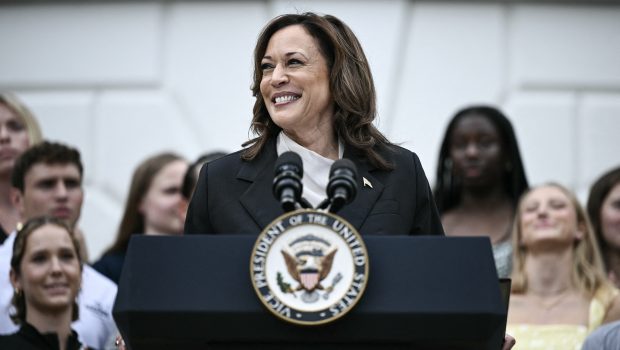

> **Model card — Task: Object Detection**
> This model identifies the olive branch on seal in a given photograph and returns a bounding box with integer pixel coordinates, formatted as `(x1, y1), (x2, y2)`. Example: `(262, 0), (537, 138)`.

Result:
(277, 272), (296, 298)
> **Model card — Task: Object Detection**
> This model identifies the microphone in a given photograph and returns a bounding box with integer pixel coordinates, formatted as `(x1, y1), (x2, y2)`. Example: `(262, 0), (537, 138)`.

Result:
(325, 159), (358, 213)
(273, 152), (304, 212)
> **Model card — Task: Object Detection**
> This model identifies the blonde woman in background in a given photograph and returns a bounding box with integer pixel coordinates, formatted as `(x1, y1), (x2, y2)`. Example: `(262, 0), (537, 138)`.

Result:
(507, 183), (620, 349)
(0, 94), (89, 262)
(0, 93), (42, 244)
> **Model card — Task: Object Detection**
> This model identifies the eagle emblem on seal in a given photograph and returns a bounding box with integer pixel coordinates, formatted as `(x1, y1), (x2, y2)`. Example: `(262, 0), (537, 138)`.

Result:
(278, 234), (341, 303)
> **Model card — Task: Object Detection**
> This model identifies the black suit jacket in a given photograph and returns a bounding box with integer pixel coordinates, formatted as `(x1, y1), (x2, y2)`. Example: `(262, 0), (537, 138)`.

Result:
(185, 138), (444, 236)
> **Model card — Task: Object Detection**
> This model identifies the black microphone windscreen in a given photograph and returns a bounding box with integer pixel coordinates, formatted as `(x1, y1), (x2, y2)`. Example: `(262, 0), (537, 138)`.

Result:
(275, 151), (303, 174)
(330, 158), (357, 177)
(326, 158), (358, 213)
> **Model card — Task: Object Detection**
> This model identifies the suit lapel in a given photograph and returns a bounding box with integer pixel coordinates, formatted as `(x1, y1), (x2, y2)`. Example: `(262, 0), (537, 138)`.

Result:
(238, 139), (386, 232)
(238, 138), (283, 229)
(337, 147), (384, 230)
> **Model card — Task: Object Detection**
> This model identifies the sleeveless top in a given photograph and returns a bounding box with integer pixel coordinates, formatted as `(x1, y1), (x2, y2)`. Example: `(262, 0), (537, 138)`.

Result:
(507, 286), (619, 350)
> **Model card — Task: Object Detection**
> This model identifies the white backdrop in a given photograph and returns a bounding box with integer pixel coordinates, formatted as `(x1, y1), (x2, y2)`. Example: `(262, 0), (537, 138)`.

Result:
(1, 1), (619, 261)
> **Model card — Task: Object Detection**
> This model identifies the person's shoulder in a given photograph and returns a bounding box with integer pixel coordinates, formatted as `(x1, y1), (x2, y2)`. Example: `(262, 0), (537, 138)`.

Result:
(0, 332), (20, 345)
(375, 144), (423, 173)
(583, 319), (620, 349)
(0, 233), (15, 271)
(91, 253), (124, 282)
(379, 144), (419, 161)
(93, 252), (124, 266)
(593, 319), (620, 335)
(0, 332), (13, 340)
(211, 149), (243, 164)
(602, 289), (620, 323)
(78, 266), (117, 326)
(202, 150), (244, 174)
(82, 265), (118, 294)
(0, 328), (31, 347)
(206, 146), (278, 180)
(0, 232), (16, 256)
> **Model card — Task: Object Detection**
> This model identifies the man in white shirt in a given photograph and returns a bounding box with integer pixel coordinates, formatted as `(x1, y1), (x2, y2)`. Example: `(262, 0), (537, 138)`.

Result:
(0, 141), (118, 349)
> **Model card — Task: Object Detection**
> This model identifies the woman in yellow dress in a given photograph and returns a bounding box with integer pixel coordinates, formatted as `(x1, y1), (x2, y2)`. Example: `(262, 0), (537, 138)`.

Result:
(507, 183), (620, 349)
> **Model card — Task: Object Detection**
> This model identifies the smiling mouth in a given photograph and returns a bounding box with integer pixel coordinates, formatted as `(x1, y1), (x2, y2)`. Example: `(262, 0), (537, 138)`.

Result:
(45, 283), (70, 294)
(534, 222), (555, 229)
(273, 94), (300, 105)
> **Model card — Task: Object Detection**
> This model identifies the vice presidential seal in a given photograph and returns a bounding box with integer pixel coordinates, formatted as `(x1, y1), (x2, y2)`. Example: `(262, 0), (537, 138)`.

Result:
(250, 210), (369, 326)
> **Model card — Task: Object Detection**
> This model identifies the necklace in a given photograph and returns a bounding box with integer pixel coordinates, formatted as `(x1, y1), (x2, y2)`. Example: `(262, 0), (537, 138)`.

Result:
(530, 290), (572, 311)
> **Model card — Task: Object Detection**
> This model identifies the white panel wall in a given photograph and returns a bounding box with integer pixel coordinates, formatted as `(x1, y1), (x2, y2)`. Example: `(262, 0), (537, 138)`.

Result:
(505, 92), (576, 186)
(580, 94), (620, 187)
(392, 2), (506, 173)
(1, 1), (619, 261)
(165, 1), (267, 153)
(511, 5), (620, 88)
(95, 91), (200, 199)
(0, 4), (161, 86)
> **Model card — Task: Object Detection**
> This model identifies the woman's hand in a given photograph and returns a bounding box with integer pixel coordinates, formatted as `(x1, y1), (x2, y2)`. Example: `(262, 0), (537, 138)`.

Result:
(502, 333), (516, 350)
(115, 335), (126, 350)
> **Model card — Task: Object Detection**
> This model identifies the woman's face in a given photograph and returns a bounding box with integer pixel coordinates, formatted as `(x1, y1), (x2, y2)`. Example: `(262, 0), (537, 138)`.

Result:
(601, 183), (620, 249)
(11, 224), (81, 317)
(0, 102), (30, 176)
(140, 160), (188, 235)
(449, 114), (505, 188)
(519, 186), (581, 248)
(259, 25), (334, 135)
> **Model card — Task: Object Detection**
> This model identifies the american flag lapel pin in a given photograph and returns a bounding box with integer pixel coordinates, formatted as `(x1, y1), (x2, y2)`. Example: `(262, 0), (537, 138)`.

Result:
(363, 177), (373, 188)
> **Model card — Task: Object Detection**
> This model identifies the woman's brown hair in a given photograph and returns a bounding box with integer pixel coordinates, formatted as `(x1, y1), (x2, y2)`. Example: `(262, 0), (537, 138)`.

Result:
(243, 12), (393, 170)
(104, 152), (185, 255)
(587, 166), (620, 267)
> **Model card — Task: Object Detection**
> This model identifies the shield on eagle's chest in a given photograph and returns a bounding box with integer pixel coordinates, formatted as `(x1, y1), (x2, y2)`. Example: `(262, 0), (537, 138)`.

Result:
(300, 270), (319, 290)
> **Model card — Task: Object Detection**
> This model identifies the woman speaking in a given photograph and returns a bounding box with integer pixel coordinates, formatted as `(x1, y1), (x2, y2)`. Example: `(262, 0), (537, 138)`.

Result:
(184, 12), (515, 349)
(185, 13), (443, 237)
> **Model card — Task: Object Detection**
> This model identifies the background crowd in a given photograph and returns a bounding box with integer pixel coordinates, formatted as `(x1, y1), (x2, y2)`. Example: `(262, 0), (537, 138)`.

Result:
(2, 86), (619, 348)
(0, 5), (619, 350)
